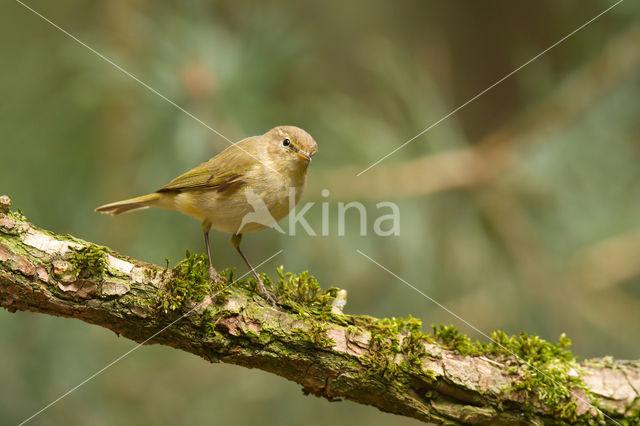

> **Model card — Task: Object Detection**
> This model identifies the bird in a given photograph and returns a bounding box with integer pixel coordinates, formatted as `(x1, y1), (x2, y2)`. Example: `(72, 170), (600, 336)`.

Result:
(95, 125), (318, 305)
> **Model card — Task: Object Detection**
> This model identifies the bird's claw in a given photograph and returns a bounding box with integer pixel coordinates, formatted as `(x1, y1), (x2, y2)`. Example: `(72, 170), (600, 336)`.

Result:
(256, 278), (277, 307)
(208, 266), (227, 284)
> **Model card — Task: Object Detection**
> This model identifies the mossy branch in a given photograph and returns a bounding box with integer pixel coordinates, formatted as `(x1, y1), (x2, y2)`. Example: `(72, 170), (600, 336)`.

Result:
(0, 195), (638, 425)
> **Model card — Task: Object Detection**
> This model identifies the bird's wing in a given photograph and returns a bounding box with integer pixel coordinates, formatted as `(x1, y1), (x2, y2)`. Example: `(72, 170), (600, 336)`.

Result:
(156, 143), (256, 193)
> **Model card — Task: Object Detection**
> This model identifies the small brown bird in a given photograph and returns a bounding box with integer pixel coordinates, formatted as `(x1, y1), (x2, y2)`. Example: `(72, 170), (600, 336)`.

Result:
(96, 125), (318, 305)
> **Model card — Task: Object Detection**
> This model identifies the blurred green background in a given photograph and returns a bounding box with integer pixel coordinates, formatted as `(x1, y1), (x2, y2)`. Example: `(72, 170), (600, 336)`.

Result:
(2, 1), (640, 425)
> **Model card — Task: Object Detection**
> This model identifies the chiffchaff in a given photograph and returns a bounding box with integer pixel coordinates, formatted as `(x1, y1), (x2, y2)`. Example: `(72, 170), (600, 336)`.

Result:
(96, 125), (318, 305)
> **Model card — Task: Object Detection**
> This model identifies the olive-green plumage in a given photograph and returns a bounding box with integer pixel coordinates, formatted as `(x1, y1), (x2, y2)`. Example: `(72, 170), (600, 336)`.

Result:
(96, 125), (318, 305)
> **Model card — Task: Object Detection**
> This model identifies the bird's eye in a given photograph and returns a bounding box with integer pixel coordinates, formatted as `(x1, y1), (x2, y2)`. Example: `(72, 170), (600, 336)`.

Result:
(282, 138), (291, 147)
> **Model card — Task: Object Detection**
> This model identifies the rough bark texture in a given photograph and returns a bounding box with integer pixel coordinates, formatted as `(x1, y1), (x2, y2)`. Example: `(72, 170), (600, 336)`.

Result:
(0, 195), (638, 425)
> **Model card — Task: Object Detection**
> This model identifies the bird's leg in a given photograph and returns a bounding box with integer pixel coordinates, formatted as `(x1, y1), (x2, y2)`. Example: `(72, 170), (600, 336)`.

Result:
(231, 234), (276, 306)
(203, 223), (226, 284)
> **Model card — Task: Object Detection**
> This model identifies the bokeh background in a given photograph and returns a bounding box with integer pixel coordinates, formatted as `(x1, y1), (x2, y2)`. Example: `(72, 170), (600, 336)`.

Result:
(2, 1), (640, 425)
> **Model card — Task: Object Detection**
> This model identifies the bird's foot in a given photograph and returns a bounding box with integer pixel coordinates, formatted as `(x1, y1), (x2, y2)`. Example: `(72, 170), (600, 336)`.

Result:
(256, 278), (277, 307)
(208, 266), (227, 284)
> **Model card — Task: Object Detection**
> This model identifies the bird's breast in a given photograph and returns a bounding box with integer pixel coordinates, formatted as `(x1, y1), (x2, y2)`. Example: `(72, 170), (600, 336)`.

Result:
(174, 167), (307, 235)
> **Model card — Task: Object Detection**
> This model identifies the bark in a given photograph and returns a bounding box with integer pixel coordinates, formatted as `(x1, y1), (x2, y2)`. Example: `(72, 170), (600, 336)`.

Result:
(0, 195), (638, 425)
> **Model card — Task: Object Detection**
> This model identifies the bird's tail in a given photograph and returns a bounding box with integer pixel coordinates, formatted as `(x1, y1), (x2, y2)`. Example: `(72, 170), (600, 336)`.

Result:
(95, 193), (163, 216)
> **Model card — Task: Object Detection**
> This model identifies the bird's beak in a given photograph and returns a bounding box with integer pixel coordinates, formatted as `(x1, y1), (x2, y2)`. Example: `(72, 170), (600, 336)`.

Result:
(296, 151), (312, 162)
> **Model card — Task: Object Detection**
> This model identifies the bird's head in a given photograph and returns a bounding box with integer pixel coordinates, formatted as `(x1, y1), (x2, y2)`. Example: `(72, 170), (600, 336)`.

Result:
(265, 126), (318, 167)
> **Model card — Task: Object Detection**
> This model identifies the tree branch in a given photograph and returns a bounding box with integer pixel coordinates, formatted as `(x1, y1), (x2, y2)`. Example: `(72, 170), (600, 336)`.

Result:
(0, 195), (638, 425)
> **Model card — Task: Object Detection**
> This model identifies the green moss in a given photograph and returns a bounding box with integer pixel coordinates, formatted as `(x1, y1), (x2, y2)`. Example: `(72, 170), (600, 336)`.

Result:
(370, 316), (433, 353)
(271, 266), (339, 314)
(485, 330), (573, 362)
(559, 401), (579, 423)
(6, 209), (27, 222)
(360, 320), (592, 419)
(431, 323), (479, 355)
(154, 253), (337, 319)
(157, 250), (226, 313)
(291, 322), (335, 348)
(487, 331), (589, 416)
(69, 245), (109, 278)
(200, 307), (221, 335)
(429, 325), (592, 419)
(619, 401), (640, 426)
(143, 267), (155, 279)
(361, 316), (436, 388)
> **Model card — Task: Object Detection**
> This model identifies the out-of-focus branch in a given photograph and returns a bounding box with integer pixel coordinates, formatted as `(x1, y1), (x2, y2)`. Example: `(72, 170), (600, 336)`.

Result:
(311, 24), (640, 200)
(570, 227), (640, 291)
